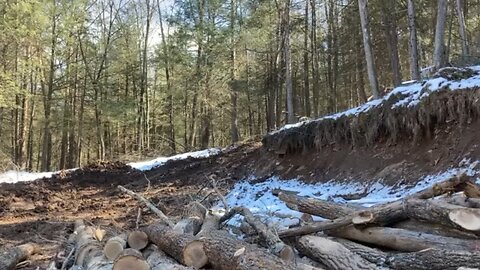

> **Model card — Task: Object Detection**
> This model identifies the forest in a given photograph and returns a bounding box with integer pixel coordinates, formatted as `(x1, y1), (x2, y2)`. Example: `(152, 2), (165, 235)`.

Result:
(0, 0), (479, 171)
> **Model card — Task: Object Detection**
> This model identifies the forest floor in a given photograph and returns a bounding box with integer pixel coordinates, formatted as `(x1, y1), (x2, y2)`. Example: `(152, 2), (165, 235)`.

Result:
(1, 118), (480, 269)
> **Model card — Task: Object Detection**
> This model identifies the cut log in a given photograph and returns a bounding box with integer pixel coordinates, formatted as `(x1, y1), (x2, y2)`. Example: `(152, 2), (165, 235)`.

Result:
(273, 189), (357, 219)
(197, 211), (221, 236)
(296, 235), (376, 270)
(73, 219), (113, 270)
(329, 225), (480, 252)
(118, 185), (174, 227)
(392, 219), (478, 239)
(278, 174), (472, 238)
(445, 193), (480, 208)
(104, 235), (127, 261)
(143, 244), (193, 270)
(412, 172), (471, 199)
(128, 231), (149, 250)
(0, 243), (40, 270)
(224, 207), (295, 262)
(278, 201), (405, 238)
(200, 230), (296, 270)
(113, 248), (150, 270)
(333, 238), (387, 267)
(461, 181), (480, 198)
(387, 248), (480, 270)
(173, 202), (206, 235)
(143, 223), (208, 269)
(404, 198), (480, 232)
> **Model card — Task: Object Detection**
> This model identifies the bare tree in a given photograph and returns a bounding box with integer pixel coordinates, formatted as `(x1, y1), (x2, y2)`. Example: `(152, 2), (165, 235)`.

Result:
(455, 0), (469, 57)
(433, 0), (448, 70)
(358, 0), (380, 98)
(407, 0), (421, 80)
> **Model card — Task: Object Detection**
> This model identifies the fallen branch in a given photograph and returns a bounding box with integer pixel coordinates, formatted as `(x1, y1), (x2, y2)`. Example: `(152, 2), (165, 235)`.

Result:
(118, 185), (174, 228)
(224, 206), (295, 262)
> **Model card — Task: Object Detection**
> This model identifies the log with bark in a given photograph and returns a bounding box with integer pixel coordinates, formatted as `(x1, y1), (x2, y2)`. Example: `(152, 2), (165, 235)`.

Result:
(200, 230), (296, 270)
(273, 189), (357, 219)
(113, 248), (150, 270)
(392, 219), (478, 239)
(444, 193), (480, 208)
(404, 198), (480, 232)
(333, 238), (387, 267)
(128, 231), (149, 250)
(73, 219), (113, 270)
(296, 235), (377, 270)
(143, 223), (208, 269)
(386, 248), (480, 270)
(173, 202), (206, 235)
(143, 244), (193, 270)
(329, 225), (480, 252)
(0, 243), (40, 270)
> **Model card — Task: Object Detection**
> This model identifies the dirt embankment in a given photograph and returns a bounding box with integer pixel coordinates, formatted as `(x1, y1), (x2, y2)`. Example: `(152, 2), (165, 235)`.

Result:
(1, 85), (480, 269)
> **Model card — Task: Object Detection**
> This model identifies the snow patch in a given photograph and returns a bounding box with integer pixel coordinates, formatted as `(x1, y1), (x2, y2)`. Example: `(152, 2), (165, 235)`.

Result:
(0, 171), (55, 184)
(128, 148), (222, 171)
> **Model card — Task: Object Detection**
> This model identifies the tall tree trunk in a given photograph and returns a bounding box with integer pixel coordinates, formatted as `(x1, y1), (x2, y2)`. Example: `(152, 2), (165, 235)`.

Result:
(157, 1), (176, 154)
(230, 0), (239, 144)
(407, 0), (421, 80)
(381, 1), (402, 86)
(310, 0), (319, 117)
(41, 0), (57, 171)
(358, 0), (380, 98)
(455, 0), (469, 57)
(433, 0), (448, 70)
(303, 0), (310, 117)
(282, 0), (295, 124)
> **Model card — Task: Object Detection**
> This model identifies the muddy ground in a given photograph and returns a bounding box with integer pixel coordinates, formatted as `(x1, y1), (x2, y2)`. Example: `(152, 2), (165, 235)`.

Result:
(1, 119), (480, 269)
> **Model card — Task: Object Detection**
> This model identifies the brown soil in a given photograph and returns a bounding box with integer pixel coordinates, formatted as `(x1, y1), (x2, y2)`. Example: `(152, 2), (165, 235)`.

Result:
(0, 119), (479, 269)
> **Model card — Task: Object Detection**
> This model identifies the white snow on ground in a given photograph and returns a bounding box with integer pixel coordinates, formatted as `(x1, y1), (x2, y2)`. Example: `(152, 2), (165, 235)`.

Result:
(270, 65), (480, 135)
(220, 160), (480, 229)
(0, 148), (222, 184)
(129, 148), (221, 171)
(0, 171), (56, 184)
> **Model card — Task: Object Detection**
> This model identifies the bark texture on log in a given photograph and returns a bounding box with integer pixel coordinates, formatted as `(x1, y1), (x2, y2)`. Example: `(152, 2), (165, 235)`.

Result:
(297, 235), (376, 270)
(387, 249), (480, 270)
(143, 223), (208, 269)
(274, 189), (356, 219)
(445, 193), (480, 208)
(73, 220), (113, 270)
(173, 202), (206, 235)
(392, 219), (478, 239)
(404, 198), (480, 231)
(144, 244), (193, 270)
(201, 230), (296, 270)
(0, 243), (40, 270)
(333, 238), (387, 267)
(329, 225), (480, 252)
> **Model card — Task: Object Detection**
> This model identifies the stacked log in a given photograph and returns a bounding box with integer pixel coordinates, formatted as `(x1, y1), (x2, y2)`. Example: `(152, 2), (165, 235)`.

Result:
(273, 173), (480, 269)
(60, 173), (480, 270)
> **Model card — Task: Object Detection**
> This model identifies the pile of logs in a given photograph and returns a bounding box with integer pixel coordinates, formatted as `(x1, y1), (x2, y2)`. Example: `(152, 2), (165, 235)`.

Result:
(13, 173), (480, 270)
